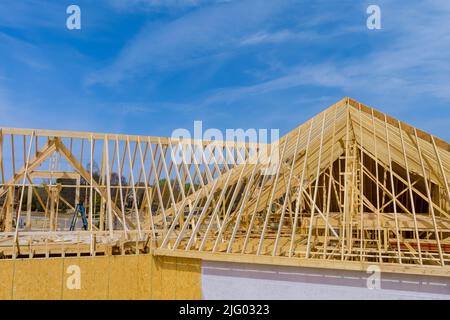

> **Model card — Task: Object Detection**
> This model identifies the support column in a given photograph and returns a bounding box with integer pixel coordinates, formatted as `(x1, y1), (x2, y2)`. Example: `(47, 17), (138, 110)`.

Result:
(341, 110), (357, 260)
(75, 176), (80, 206)
(26, 185), (32, 230)
(49, 186), (60, 231)
(4, 185), (14, 232)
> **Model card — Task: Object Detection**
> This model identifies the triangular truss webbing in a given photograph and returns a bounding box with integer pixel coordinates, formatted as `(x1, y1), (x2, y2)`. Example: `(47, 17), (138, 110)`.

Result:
(160, 98), (450, 267)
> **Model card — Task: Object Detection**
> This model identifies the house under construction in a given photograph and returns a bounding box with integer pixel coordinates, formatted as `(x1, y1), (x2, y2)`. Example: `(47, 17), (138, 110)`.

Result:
(0, 97), (449, 299)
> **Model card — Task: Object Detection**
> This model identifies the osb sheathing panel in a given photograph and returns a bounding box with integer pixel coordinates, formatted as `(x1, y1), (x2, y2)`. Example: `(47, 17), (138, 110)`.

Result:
(108, 255), (152, 300)
(161, 256), (178, 299)
(0, 259), (14, 299)
(150, 256), (202, 300)
(176, 257), (202, 300)
(108, 255), (137, 299)
(13, 258), (63, 300)
(0, 255), (201, 300)
(151, 255), (163, 300)
(136, 255), (153, 299)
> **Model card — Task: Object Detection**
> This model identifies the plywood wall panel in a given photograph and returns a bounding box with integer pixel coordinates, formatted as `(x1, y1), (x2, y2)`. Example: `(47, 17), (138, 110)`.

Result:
(176, 257), (202, 300)
(109, 255), (138, 299)
(13, 258), (63, 300)
(161, 256), (178, 299)
(150, 255), (163, 300)
(0, 260), (14, 300)
(0, 254), (201, 300)
(136, 254), (152, 299)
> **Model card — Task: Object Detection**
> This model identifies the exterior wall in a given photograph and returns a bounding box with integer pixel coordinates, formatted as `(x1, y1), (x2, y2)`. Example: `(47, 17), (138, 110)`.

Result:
(0, 255), (201, 300)
(202, 261), (450, 300)
(3, 255), (450, 300)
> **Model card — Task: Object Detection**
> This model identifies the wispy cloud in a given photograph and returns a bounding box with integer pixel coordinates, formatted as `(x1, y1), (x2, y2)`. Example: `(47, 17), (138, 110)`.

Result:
(117, 103), (155, 115)
(0, 32), (50, 70)
(239, 30), (319, 46)
(198, 64), (347, 106)
(0, 0), (64, 29)
(192, 0), (450, 109)
(108, 0), (226, 11)
(87, 0), (292, 86)
(2, 0), (450, 141)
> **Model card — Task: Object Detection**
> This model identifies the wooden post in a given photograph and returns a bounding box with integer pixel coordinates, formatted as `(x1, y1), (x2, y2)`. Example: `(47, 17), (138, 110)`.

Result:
(5, 185), (14, 232)
(49, 186), (57, 231)
(26, 185), (32, 230)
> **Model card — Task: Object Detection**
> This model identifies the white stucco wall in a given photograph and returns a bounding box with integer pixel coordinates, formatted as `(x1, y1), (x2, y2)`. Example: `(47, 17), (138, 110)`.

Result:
(202, 261), (450, 300)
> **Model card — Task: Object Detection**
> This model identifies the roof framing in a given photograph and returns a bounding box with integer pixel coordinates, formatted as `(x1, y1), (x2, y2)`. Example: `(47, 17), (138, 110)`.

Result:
(1, 97), (449, 276)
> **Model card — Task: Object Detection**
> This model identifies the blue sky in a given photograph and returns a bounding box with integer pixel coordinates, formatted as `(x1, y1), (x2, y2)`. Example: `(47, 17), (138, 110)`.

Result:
(0, 0), (449, 140)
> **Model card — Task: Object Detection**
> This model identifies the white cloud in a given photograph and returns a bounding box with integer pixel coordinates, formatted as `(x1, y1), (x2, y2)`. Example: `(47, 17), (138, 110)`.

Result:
(239, 30), (319, 46)
(0, 33), (50, 70)
(118, 103), (155, 115)
(0, 0), (63, 29)
(107, 0), (229, 12)
(87, 0), (292, 86)
(196, 0), (450, 109)
(199, 64), (348, 106)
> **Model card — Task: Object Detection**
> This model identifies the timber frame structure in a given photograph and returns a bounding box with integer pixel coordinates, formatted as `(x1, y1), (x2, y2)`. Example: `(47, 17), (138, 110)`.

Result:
(1, 97), (449, 277)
